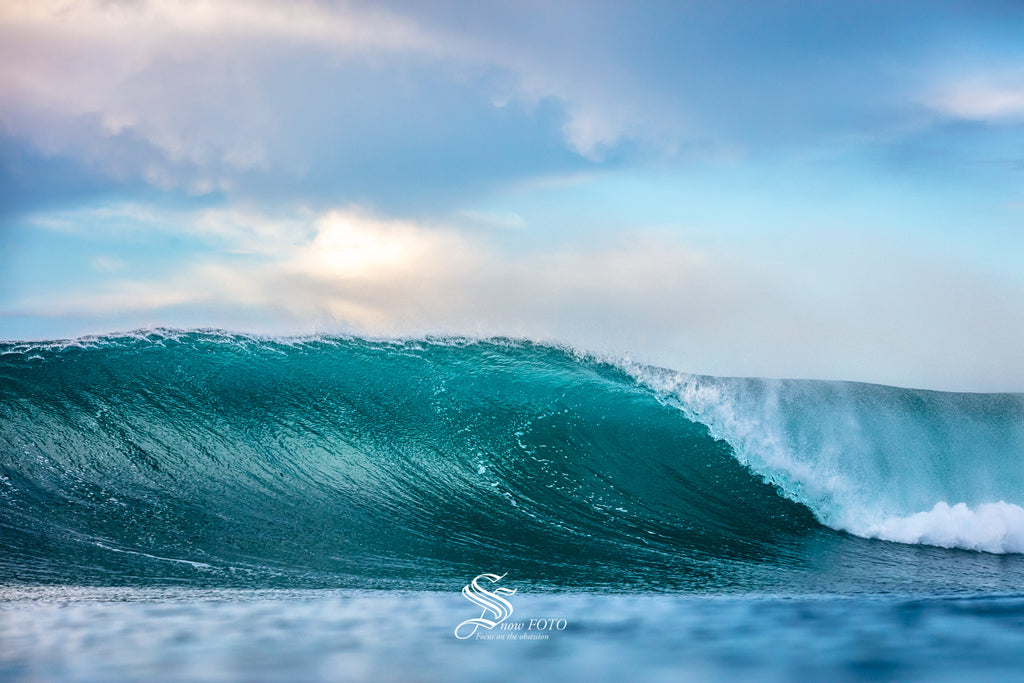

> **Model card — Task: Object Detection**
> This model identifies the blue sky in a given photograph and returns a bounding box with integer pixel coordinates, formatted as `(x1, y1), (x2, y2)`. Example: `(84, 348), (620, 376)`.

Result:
(1, 0), (1023, 390)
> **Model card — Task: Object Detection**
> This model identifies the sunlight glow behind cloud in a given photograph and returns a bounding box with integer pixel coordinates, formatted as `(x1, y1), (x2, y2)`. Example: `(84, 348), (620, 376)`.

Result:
(5, 204), (1023, 391)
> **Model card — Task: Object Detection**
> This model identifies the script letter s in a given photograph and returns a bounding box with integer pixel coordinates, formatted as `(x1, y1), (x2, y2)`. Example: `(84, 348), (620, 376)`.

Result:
(454, 573), (517, 639)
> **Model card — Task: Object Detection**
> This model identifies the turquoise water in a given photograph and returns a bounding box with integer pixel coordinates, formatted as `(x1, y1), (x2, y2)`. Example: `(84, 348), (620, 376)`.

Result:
(2, 330), (1024, 679)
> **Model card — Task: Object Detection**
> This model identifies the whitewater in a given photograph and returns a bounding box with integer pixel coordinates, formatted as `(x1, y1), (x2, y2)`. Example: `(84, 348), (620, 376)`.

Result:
(623, 364), (1024, 554)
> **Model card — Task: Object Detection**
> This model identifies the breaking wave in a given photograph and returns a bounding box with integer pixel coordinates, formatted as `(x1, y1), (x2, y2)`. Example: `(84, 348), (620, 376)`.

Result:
(2, 330), (1023, 591)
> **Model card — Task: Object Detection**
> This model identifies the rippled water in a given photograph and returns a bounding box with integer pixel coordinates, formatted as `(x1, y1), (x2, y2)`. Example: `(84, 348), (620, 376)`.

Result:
(4, 587), (1024, 681)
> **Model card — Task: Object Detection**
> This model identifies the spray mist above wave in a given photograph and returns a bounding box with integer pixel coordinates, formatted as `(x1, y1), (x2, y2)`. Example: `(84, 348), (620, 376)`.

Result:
(622, 362), (1024, 553)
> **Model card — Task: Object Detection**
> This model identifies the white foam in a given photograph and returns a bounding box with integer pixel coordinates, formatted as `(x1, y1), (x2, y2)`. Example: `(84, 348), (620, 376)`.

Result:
(613, 359), (1024, 555)
(858, 501), (1024, 554)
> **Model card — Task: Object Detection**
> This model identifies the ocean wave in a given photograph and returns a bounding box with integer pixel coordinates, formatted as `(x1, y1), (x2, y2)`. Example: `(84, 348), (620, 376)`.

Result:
(1, 330), (1023, 591)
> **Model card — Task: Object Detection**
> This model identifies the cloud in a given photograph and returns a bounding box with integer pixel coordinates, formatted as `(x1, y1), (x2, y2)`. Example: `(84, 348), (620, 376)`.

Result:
(0, 0), (447, 192)
(5, 204), (1024, 391)
(0, 0), (434, 49)
(1, 203), (755, 349)
(3, 0), (979, 205)
(0, 0), (581, 195)
(926, 76), (1024, 123)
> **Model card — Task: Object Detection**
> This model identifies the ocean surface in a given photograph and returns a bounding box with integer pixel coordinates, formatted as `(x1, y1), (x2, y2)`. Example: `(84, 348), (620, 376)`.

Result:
(2, 330), (1024, 680)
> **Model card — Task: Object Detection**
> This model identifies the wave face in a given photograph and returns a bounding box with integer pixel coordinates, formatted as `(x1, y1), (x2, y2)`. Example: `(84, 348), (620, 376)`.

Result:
(2, 331), (1024, 592)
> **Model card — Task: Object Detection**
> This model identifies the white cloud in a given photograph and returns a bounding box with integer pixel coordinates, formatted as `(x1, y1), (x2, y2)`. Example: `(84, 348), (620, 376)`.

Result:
(0, 0), (693, 191)
(925, 73), (1024, 123)
(7, 205), (1024, 391)
(0, 0), (446, 190)
(2, 204), (751, 350)
(5, 0), (1018, 199)
(1, 0), (437, 57)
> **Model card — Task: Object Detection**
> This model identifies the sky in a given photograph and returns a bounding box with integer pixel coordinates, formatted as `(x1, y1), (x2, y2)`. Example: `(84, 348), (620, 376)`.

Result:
(1, 0), (1023, 391)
